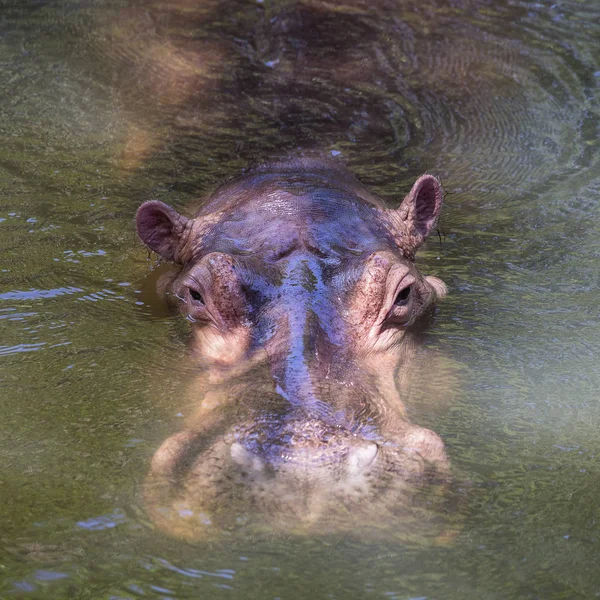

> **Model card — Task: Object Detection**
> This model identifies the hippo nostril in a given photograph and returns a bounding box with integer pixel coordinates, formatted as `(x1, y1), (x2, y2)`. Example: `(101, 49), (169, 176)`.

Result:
(230, 442), (265, 472)
(347, 442), (378, 476)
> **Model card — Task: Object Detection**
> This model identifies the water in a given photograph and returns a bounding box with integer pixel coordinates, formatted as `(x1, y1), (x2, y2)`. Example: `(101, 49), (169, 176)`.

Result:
(1, 0), (599, 597)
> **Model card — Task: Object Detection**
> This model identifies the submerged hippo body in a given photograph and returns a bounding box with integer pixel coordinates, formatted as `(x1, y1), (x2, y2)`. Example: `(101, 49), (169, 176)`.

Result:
(137, 158), (450, 540)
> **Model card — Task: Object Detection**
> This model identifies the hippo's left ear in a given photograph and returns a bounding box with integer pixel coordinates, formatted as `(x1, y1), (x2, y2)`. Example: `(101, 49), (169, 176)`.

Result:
(397, 174), (443, 252)
(136, 200), (189, 262)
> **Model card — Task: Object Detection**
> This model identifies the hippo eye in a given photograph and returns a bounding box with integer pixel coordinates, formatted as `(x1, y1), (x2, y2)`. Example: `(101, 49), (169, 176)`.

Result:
(394, 286), (411, 306)
(189, 288), (204, 304)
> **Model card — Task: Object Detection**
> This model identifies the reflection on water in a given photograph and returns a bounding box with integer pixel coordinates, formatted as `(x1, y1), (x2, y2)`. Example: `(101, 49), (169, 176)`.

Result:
(1, 0), (599, 597)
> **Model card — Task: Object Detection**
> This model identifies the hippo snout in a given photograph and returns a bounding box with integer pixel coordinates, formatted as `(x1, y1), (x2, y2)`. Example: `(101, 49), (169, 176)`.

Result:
(229, 418), (379, 477)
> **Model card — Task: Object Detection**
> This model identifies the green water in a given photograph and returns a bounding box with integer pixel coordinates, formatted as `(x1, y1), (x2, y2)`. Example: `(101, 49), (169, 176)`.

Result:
(1, 0), (599, 597)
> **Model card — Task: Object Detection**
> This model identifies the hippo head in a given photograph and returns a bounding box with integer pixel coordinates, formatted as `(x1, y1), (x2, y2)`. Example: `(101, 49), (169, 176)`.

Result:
(136, 159), (450, 540)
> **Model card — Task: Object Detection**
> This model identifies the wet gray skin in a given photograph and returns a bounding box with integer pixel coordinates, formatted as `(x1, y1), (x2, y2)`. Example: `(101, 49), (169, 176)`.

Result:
(136, 158), (450, 540)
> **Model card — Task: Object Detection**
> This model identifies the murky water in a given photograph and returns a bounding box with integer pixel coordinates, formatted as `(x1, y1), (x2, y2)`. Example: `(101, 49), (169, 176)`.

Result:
(1, 0), (599, 597)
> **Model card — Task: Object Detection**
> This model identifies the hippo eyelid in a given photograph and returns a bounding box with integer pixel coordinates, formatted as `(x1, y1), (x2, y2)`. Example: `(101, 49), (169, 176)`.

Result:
(388, 273), (416, 306)
(394, 285), (412, 306)
(186, 272), (207, 290)
(381, 270), (416, 325)
(183, 272), (209, 304)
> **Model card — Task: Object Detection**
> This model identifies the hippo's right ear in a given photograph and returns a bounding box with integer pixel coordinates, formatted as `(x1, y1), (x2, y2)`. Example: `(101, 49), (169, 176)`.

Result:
(136, 201), (189, 262)
(397, 174), (443, 253)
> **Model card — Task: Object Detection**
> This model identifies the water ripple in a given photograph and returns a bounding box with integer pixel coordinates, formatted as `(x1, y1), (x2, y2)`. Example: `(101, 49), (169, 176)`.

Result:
(0, 286), (83, 301)
(0, 342), (46, 356)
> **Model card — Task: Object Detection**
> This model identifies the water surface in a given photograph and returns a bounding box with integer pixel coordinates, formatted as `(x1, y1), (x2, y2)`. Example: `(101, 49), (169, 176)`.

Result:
(1, 0), (600, 597)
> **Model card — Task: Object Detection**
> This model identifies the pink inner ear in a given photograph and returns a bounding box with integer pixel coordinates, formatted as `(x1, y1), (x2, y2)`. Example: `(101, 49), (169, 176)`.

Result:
(411, 175), (442, 237)
(136, 200), (187, 261)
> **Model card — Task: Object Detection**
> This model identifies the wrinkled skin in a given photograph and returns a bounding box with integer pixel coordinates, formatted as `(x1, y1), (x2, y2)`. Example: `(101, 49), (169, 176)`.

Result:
(137, 158), (451, 541)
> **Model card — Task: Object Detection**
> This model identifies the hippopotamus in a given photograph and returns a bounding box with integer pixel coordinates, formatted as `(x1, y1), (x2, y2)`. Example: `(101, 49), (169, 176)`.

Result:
(136, 158), (450, 541)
